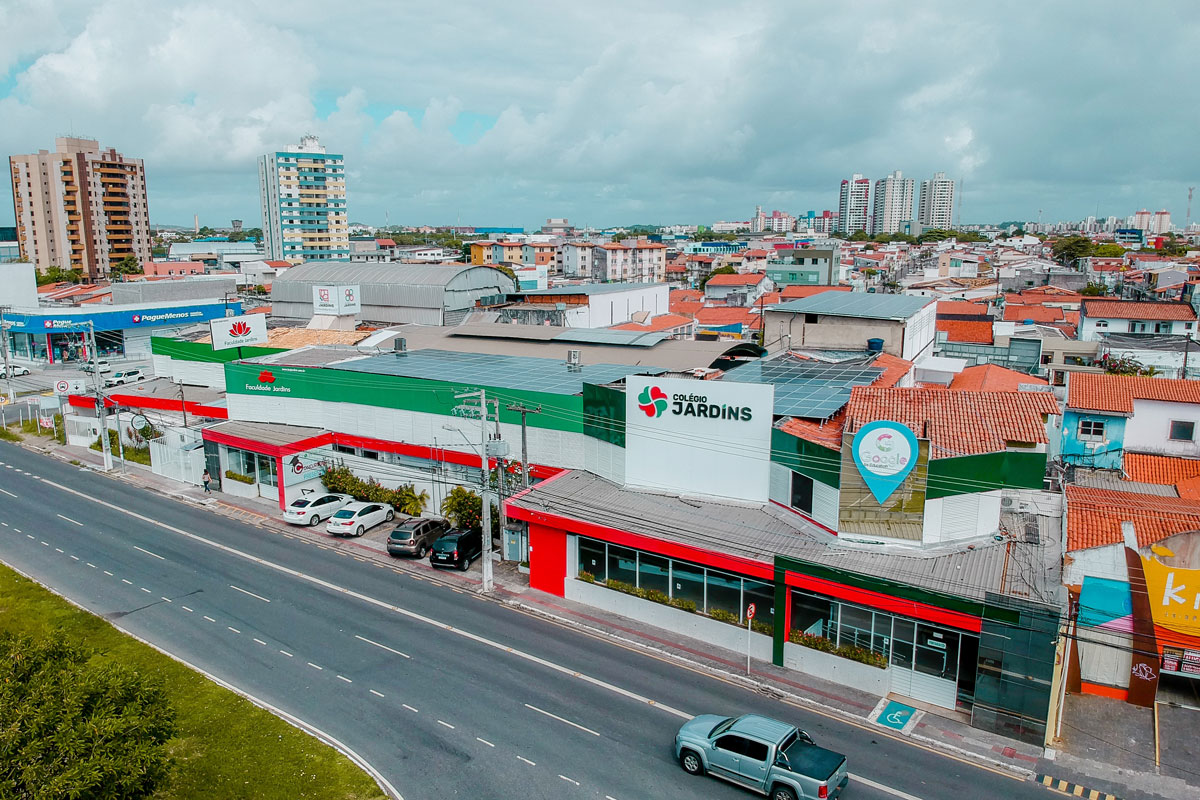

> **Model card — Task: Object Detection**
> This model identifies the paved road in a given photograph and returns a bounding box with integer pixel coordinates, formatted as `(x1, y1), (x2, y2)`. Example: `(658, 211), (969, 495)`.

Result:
(0, 442), (1061, 800)
(2, 356), (154, 399)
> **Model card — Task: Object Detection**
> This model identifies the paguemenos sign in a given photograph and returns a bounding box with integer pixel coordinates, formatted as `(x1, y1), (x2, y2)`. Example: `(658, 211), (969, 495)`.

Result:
(852, 420), (919, 503)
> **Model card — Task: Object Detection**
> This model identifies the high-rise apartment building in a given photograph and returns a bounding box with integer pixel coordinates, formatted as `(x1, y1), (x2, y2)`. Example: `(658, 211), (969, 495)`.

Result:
(1131, 209), (1152, 232)
(871, 170), (914, 235)
(917, 172), (955, 230)
(837, 174), (870, 233)
(1151, 210), (1172, 235)
(258, 135), (348, 264)
(9, 137), (151, 280)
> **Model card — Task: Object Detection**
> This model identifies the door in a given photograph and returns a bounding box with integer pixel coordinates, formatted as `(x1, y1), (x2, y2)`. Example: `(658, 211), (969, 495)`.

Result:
(733, 739), (770, 789)
(709, 735), (747, 782)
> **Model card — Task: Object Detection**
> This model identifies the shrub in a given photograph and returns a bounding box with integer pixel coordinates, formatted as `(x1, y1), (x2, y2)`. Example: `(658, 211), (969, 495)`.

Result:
(751, 619), (774, 637)
(91, 430), (152, 465)
(602, 579), (696, 613)
(321, 466), (429, 516)
(0, 426), (21, 442)
(787, 630), (888, 669)
(578, 571), (595, 584)
(708, 608), (739, 625)
(224, 469), (255, 485)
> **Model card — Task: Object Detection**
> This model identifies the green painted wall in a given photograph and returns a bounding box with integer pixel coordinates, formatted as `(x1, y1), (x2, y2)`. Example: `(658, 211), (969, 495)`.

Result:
(926, 451), (1047, 499)
(151, 337), (285, 363)
(582, 383), (626, 447)
(770, 428), (840, 488)
(224, 361), (583, 433)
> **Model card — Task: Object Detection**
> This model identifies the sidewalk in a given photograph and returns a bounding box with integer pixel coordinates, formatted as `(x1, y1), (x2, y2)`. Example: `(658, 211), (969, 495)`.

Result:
(21, 437), (1191, 799)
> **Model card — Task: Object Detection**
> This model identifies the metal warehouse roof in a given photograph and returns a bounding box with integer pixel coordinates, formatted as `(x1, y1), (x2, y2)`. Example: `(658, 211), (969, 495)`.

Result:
(508, 470), (1061, 605)
(329, 348), (668, 396)
(274, 260), (488, 288)
(515, 283), (667, 296)
(204, 420), (325, 447)
(769, 292), (933, 320)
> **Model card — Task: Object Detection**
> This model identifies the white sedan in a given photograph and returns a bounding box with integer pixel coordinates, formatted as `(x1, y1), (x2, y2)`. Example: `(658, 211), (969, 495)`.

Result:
(325, 502), (394, 537)
(282, 493), (353, 526)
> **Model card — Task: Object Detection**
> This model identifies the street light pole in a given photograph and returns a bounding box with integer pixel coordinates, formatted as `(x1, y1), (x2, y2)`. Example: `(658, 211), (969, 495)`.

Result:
(455, 389), (493, 593)
(82, 321), (112, 471)
(0, 306), (15, 405)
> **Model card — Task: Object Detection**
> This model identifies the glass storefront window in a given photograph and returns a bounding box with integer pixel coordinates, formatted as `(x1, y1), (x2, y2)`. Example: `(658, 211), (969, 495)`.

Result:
(914, 624), (959, 681)
(256, 454), (277, 487)
(838, 605), (874, 651)
(226, 447), (255, 477)
(670, 560), (705, 609)
(607, 545), (637, 586)
(578, 538), (606, 580)
(873, 613), (892, 656)
(791, 590), (837, 640)
(705, 569), (743, 619)
(743, 579), (775, 625)
(637, 552), (669, 594)
(892, 619), (915, 668)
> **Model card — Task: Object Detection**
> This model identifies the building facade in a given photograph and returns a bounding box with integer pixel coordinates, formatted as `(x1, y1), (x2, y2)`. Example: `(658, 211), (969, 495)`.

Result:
(9, 137), (152, 280)
(258, 136), (349, 264)
(872, 170), (914, 235)
(837, 174), (870, 234)
(917, 172), (956, 230)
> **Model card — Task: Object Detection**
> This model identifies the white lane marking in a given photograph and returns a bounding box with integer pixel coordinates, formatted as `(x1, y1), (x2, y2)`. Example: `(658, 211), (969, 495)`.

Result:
(559, 775), (580, 786)
(229, 584), (270, 603)
(402, 704), (418, 713)
(476, 737), (494, 747)
(203, 615), (216, 622)
(32, 474), (694, 720)
(54, 548), (63, 553)
(253, 638), (267, 646)
(227, 627), (241, 634)
(86, 562), (96, 568)
(437, 720), (454, 729)
(56, 514), (83, 526)
(24, 534), (32, 539)
(606, 796), (619, 800)
(161, 597), (172, 602)
(369, 689), (385, 698)
(524, 703), (601, 737)
(517, 756), (536, 766)
(848, 774), (925, 800)
(181, 606), (193, 612)
(133, 545), (165, 560)
(69, 555), (79, 560)
(280, 650), (293, 657)
(103, 570), (114, 576)
(15, 529), (22, 533)
(354, 634), (411, 659)
(121, 578), (132, 584)
(337, 675), (353, 683)
(0, 488), (16, 498)
(40, 540), (49, 546)
(1, 521), (7, 526)
(140, 587), (152, 594)
(307, 662), (323, 670)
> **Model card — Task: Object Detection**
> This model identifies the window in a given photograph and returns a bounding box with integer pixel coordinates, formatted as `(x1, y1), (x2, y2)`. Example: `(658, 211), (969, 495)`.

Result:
(1094, 320), (1108, 329)
(790, 472), (814, 514)
(671, 560), (706, 609)
(333, 443), (355, 455)
(742, 740), (769, 762)
(804, 313), (819, 324)
(1155, 322), (1173, 334)
(606, 545), (637, 586)
(637, 552), (670, 594)
(1078, 419), (1106, 441)
(1170, 420), (1195, 441)
(714, 735), (748, 755)
(705, 569), (743, 619)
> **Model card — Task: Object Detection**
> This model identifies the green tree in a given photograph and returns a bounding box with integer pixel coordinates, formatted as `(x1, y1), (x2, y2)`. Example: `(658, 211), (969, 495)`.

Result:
(35, 265), (84, 286)
(1051, 235), (1094, 265)
(1092, 243), (1126, 257)
(393, 484), (430, 516)
(0, 633), (176, 799)
(1100, 354), (1158, 376)
(1080, 282), (1108, 296)
(441, 485), (482, 532)
(699, 265), (736, 288)
(888, 233), (917, 244)
(110, 255), (143, 279)
(848, 230), (871, 241)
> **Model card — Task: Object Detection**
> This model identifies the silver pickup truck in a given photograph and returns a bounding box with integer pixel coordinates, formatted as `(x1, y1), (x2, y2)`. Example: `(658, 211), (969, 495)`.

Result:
(675, 713), (849, 800)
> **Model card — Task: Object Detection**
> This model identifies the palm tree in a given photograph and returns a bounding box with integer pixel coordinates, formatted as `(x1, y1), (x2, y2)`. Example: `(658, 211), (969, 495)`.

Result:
(392, 484), (429, 516)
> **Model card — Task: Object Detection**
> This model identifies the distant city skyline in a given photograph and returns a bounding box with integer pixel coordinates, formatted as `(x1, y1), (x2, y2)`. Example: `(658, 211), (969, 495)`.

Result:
(1, 1), (1194, 231)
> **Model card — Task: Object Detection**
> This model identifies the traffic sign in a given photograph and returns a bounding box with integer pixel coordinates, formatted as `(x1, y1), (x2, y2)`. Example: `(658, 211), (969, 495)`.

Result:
(747, 603), (756, 620)
(54, 379), (86, 395)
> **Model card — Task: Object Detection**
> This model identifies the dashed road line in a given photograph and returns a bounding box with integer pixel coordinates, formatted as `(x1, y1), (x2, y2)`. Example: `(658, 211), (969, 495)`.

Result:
(229, 584), (270, 603)
(0, 488), (17, 498)
(140, 587), (152, 594)
(160, 597), (172, 602)
(56, 513), (83, 526)
(517, 756), (536, 766)
(69, 555), (79, 560)
(227, 626), (241, 634)
(24, 534), (32, 539)
(54, 547), (63, 553)
(337, 675), (353, 683)
(181, 606), (193, 612)
(40, 540), (49, 546)
(437, 720), (455, 729)
(524, 703), (601, 736)
(369, 689), (385, 698)
(476, 737), (494, 747)
(559, 775), (580, 786)
(121, 578), (132, 584)
(86, 562), (96, 568)
(280, 650), (293, 657)
(103, 570), (114, 576)
(307, 662), (323, 670)
(354, 634), (411, 659)
(203, 615), (216, 622)
(133, 545), (165, 560)
(253, 638), (267, 646)
(402, 704), (418, 713)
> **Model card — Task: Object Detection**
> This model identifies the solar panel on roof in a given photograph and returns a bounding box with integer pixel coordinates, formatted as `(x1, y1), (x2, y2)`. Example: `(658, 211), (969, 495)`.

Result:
(553, 329), (670, 347)
(330, 348), (667, 396)
(721, 356), (883, 419)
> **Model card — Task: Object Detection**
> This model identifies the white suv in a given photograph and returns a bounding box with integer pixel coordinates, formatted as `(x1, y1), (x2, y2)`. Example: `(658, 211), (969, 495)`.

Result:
(105, 369), (146, 386)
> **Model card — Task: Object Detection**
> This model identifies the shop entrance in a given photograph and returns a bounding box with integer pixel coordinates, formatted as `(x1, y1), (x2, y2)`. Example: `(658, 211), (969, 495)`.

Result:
(888, 621), (978, 711)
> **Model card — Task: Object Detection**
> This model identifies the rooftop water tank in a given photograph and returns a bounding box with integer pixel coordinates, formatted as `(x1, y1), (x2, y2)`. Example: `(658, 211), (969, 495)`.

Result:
(866, 338), (884, 352)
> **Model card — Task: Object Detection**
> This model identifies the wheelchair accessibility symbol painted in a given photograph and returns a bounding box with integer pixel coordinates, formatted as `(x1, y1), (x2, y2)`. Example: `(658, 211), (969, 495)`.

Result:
(875, 700), (917, 731)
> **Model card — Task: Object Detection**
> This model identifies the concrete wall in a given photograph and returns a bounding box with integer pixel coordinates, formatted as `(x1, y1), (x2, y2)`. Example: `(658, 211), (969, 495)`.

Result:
(151, 354), (227, 391)
(763, 311), (907, 357)
(921, 490), (1003, 544)
(1125, 399), (1200, 458)
(1060, 410), (1126, 470)
(1063, 543), (1126, 587)
(782, 640), (890, 696)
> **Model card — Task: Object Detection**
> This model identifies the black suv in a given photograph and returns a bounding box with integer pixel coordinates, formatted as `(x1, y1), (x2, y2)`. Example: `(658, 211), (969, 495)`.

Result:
(386, 517), (447, 558)
(429, 529), (483, 571)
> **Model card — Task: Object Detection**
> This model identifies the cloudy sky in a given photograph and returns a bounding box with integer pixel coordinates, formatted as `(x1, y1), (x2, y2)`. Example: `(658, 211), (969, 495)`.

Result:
(1, 0), (1194, 230)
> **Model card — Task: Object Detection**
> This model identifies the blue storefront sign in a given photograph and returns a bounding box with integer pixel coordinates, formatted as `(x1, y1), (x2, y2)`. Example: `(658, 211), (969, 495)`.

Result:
(3, 302), (241, 334)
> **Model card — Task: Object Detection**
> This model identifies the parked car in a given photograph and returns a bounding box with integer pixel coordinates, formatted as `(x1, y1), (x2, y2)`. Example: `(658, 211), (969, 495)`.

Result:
(675, 714), (848, 800)
(80, 359), (111, 374)
(386, 517), (448, 558)
(429, 528), (482, 570)
(104, 369), (146, 386)
(283, 493), (353, 526)
(324, 502), (394, 537)
(2, 364), (30, 377)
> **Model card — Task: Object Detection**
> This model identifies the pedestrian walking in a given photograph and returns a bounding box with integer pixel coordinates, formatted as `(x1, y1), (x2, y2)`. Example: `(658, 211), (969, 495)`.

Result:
(202, 469), (212, 494)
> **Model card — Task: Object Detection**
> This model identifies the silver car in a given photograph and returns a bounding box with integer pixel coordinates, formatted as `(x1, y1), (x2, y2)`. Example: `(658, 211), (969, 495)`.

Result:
(282, 493), (353, 526)
(325, 501), (394, 537)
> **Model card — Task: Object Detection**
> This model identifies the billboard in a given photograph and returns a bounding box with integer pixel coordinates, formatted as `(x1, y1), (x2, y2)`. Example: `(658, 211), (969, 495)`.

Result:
(624, 376), (773, 502)
(209, 313), (268, 351)
(838, 422), (929, 541)
(312, 285), (361, 316)
(3, 302), (240, 334)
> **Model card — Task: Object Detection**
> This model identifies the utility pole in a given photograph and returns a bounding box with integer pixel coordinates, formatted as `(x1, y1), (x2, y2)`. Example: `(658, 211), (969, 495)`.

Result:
(176, 380), (189, 428)
(456, 389), (493, 592)
(83, 322), (112, 471)
(0, 306), (15, 405)
(1188, 187), (1195, 230)
(506, 402), (541, 564)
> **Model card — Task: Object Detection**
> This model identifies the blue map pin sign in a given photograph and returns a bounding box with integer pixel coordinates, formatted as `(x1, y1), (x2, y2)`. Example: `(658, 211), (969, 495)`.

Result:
(852, 420), (919, 504)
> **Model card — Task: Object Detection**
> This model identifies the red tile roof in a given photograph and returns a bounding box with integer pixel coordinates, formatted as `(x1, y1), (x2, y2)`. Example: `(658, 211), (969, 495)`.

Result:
(937, 300), (990, 315)
(743, 249), (771, 257)
(780, 285), (852, 299)
(1175, 475), (1200, 500)
(670, 289), (702, 302)
(1081, 299), (1196, 321)
(611, 313), (694, 333)
(705, 272), (766, 287)
(937, 319), (994, 344)
(870, 353), (915, 388)
(845, 387), (1059, 459)
(1123, 453), (1200, 485)
(1067, 372), (1200, 414)
(1065, 485), (1200, 551)
(778, 415), (845, 449)
(1003, 304), (1064, 323)
(672, 301), (703, 317)
(949, 364), (1048, 392)
(695, 306), (757, 327)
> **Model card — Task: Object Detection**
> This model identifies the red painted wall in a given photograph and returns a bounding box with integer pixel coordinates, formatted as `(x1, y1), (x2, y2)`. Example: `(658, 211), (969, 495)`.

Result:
(529, 522), (567, 597)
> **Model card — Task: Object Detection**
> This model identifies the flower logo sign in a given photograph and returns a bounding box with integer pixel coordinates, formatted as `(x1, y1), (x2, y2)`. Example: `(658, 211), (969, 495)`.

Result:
(637, 385), (668, 418)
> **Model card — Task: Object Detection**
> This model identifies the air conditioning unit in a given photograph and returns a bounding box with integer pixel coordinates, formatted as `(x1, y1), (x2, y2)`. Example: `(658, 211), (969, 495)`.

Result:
(566, 349), (582, 366)
(1000, 496), (1016, 510)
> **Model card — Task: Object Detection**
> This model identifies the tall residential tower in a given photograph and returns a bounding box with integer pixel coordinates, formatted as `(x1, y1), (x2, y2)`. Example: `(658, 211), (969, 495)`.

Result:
(917, 172), (955, 230)
(837, 174), (871, 234)
(871, 170), (914, 235)
(9, 137), (151, 280)
(258, 135), (349, 264)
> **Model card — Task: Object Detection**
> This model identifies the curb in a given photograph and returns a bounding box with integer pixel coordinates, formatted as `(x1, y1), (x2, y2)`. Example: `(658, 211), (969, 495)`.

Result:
(1036, 774), (1121, 800)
